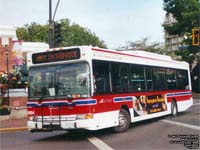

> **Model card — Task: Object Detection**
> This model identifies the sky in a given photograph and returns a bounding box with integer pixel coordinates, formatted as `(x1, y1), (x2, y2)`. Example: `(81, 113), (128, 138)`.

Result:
(0, 0), (165, 49)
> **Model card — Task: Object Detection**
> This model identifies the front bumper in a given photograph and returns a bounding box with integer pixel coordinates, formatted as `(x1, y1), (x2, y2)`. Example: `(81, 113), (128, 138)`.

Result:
(27, 116), (97, 132)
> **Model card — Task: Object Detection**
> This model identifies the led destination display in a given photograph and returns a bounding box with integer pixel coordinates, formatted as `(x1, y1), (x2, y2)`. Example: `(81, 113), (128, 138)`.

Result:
(32, 48), (80, 64)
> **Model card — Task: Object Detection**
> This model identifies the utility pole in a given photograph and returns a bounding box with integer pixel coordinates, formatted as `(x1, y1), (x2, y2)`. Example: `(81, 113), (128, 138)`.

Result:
(5, 45), (9, 106)
(49, 0), (53, 48)
(49, 0), (60, 48)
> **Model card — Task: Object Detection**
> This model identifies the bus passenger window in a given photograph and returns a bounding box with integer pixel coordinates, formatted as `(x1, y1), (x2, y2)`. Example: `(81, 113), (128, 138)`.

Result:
(166, 69), (176, 90)
(120, 65), (130, 92)
(153, 68), (166, 91)
(177, 70), (189, 90)
(111, 63), (130, 93)
(130, 65), (145, 92)
(92, 60), (110, 94)
(146, 67), (153, 91)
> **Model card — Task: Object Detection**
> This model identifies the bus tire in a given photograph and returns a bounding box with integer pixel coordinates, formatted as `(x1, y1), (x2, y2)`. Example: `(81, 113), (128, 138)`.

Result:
(171, 100), (178, 116)
(113, 109), (130, 133)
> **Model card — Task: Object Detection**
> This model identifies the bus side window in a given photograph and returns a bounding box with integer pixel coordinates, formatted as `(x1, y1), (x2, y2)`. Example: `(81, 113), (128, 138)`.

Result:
(130, 65), (145, 92)
(95, 74), (106, 93)
(153, 67), (166, 91)
(92, 60), (110, 94)
(146, 67), (153, 91)
(177, 70), (189, 90)
(110, 63), (130, 93)
(120, 65), (130, 92)
(166, 69), (176, 90)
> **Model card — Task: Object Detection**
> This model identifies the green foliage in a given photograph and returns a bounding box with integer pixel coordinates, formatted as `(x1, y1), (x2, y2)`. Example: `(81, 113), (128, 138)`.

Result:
(0, 76), (7, 84)
(16, 19), (107, 48)
(58, 19), (106, 48)
(163, 0), (200, 63)
(163, 0), (199, 35)
(17, 22), (48, 42)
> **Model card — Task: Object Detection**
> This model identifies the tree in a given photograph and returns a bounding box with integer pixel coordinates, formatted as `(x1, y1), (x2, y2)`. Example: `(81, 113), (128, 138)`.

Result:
(163, 0), (200, 93)
(17, 22), (48, 42)
(118, 37), (165, 54)
(163, 0), (200, 63)
(58, 19), (107, 48)
(16, 19), (107, 48)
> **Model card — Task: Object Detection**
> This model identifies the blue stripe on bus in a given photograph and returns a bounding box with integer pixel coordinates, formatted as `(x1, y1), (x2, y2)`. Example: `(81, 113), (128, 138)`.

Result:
(114, 96), (133, 102)
(27, 99), (96, 108)
(166, 91), (192, 97)
(74, 100), (96, 105)
(27, 103), (38, 107)
(41, 102), (69, 107)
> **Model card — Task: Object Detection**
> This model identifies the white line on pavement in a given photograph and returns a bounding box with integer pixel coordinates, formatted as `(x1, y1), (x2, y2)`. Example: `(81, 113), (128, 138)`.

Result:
(192, 103), (200, 106)
(88, 136), (114, 150)
(162, 119), (200, 131)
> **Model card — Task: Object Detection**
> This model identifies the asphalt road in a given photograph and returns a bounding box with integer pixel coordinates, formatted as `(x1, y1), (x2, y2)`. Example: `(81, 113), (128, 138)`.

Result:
(1, 99), (200, 150)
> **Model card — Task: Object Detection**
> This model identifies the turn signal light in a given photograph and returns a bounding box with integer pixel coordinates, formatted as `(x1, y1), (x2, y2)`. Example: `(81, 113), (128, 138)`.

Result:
(77, 114), (93, 119)
(28, 116), (35, 121)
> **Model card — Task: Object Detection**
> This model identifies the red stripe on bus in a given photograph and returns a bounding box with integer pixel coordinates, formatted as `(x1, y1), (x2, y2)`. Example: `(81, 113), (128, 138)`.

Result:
(92, 47), (176, 63)
(167, 95), (192, 103)
(27, 90), (192, 115)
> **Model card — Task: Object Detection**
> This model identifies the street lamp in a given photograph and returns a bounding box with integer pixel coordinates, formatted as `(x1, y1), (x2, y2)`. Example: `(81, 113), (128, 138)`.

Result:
(5, 45), (9, 106)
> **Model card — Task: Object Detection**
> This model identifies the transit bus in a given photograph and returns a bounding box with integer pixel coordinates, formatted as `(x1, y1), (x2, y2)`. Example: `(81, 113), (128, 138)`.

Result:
(27, 46), (193, 132)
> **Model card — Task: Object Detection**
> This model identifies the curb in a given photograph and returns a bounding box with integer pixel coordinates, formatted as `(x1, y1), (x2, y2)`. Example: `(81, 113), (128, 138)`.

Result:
(0, 127), (28, 132)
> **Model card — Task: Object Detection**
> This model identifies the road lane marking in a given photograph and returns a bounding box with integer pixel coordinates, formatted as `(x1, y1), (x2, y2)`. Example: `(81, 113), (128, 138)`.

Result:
(88, 136), (114, 150)
(162, 119), (200, 131)
(193, 103), (200, 106)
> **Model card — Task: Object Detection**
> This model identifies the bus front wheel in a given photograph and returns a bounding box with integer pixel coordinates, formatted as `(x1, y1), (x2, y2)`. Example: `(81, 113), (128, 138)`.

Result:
(113, 109), (130, 133)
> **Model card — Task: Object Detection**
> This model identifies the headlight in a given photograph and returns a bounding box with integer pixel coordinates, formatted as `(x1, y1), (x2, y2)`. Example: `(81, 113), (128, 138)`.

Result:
(28, 116), (35, 121)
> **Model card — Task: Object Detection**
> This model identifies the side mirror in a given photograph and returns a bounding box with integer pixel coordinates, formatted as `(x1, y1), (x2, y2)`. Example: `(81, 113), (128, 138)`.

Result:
(25, 87), (28, 93)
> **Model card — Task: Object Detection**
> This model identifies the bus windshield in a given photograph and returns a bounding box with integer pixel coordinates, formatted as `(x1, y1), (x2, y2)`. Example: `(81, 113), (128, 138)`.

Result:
(29, 63), (90, 100)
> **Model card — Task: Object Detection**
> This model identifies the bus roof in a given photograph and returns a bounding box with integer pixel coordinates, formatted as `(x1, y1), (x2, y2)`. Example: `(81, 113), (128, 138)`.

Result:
(27, 46), (189, 69)
(123, 50), (172, 61)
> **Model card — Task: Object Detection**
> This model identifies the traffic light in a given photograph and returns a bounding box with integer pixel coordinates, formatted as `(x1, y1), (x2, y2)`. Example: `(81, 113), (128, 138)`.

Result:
(192, 28), (200, 46)
(54, 23), (61, 47)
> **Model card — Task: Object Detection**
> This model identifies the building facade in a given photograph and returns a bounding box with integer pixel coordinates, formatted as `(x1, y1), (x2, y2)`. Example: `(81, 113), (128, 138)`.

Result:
(0, 25), (17, 75)
(164, 13), (184, 51)
(0, 25), (49, 76)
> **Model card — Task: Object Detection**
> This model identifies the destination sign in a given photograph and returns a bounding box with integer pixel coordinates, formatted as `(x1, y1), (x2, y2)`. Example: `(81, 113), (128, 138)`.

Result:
(32, 48), (80, 64)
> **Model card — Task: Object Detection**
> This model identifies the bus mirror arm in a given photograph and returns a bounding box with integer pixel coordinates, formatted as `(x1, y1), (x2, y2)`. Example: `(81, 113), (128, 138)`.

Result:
(93, 91), (99, 96)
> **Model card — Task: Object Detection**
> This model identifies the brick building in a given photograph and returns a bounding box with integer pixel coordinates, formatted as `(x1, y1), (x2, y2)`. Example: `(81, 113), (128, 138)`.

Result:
(0, 25), (49, 117)
(0, 25), (49, 76)
(0, 25), (17, 75)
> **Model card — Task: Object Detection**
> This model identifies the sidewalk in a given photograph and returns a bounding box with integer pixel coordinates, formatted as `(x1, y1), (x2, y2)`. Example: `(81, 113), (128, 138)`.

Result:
(0, 117), (27, 132)
(193, 92), (200, 99)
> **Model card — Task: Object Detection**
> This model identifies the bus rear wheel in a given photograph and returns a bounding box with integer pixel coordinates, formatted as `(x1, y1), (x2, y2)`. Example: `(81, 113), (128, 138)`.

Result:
(171, 100), (178, 116)
(113, 109), (130, 133)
